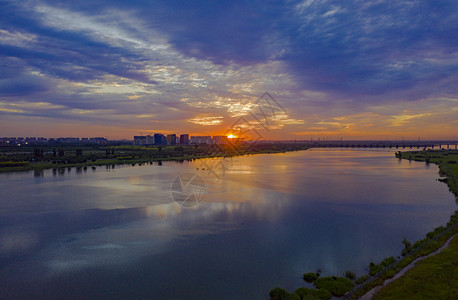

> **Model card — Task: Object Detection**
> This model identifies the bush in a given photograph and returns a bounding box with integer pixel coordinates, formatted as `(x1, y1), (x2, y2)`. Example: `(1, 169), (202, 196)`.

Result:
(314, 276), (355, 296)
(397, 256), (415, 269)
(355, 275), (370, 285)
(402, 237), (412, 250)
(413, 238), (429, 249)
(369, 262), (383, 276)
(383, 269), (396, 279)
(369, 256), (396, 276)
(381, 256), (396, 268)
(269, 287), (300, 300)
(303, 272), (320, 283)
(344, 271), (356, 281)
(401, 248), (412, 256)
(311, 288), (332, 300)
(295, 287), (332, 300)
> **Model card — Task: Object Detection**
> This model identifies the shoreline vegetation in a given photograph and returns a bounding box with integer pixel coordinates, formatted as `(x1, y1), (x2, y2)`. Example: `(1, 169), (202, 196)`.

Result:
(269, 149), (458, 300)
(0, 142), (310, 173)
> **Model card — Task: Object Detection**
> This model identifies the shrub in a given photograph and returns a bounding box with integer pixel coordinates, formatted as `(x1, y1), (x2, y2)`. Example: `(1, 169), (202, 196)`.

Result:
(401, 248), (411, 256)
(381, 256), (396, 268)
(311, 288), (332, 300)
(269, 287), (300, 300)
(413, 238), (428, 249)
(344, 271), (356, 281)
(295, 287), (332, 300)
(355, 275), (370, 285)
(369, 262), (383, 276)
(303, 272), (320, 283)
(397, 256), (415, 269)
(383, 269), (396, 279)
(314, 276), (355, 296)
(402, 237), (412, 250)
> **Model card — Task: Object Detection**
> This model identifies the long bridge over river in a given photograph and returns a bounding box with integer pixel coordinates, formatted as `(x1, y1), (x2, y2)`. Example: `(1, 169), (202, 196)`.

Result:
(263, 140), (458, 150)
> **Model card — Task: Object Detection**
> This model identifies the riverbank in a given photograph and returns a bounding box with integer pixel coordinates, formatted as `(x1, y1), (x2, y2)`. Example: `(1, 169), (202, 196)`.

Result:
(365, 150), (458, 299)
(348, 150), (458, 299)
(396, 150), (458, 201)
(371, 234), (458, 299)
(268, 149), (458, 300)
(0, 143), (310, 173)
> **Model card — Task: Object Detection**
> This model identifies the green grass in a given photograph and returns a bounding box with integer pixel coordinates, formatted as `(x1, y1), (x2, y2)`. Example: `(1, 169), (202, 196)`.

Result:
(373, 235), (458, 300)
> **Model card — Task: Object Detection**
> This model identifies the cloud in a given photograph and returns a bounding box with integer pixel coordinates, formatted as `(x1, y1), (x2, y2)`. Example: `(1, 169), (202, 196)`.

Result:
(0, 0), (456, 139)
(188, 116), (224, 126)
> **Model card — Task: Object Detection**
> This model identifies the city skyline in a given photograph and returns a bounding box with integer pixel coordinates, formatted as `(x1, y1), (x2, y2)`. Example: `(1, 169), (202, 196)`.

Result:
(1, 1), (457, 140)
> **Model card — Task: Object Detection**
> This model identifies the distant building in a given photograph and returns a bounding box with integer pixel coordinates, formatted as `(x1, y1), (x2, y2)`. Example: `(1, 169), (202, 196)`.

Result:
(145, 135), (154, 145)
(89, 137), (108, 145)
(167, 134), (177, 145)
(180, 134), (189, 145)
(133, 136), (147, 146)
(190, 136), (212, 144)
(153, 133), (167, 145)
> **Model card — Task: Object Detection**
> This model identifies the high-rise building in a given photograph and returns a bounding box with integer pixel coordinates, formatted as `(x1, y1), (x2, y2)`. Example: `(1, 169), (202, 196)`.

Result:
(133, 136), (147, 146)
(167, 134), (177, 145)
(180, 134), (189, 145)
(153, 133), (167, 145)
(145, 135), (154, 145)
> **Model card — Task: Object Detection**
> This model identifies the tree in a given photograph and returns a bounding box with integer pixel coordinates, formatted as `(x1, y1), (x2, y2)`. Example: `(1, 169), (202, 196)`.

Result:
(58, 148), (65, 157)
(33, 148), (43, 159)
(402, 237), (412, 250)
(76, 149), (83, 156)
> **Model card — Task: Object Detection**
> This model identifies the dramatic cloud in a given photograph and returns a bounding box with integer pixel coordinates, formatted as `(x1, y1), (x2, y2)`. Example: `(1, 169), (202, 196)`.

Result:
(0, 0), (457, 139)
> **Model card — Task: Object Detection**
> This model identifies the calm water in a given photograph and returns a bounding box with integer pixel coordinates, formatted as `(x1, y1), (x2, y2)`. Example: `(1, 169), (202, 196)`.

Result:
(0, 149), (455, 299)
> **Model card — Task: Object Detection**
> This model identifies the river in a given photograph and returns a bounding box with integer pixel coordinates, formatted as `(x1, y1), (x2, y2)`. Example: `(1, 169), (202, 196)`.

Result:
(0, 149), (455, 299)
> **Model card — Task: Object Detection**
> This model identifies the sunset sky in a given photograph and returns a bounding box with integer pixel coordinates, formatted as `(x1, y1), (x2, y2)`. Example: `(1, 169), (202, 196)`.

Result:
(1, 0), (457, 140)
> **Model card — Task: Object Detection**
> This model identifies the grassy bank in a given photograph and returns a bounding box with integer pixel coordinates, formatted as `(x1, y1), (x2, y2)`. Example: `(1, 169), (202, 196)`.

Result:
(373, 235), (458, 299)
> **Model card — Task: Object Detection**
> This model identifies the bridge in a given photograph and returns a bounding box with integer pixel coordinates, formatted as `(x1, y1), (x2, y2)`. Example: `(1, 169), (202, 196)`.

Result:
(262, 140), (458, 150)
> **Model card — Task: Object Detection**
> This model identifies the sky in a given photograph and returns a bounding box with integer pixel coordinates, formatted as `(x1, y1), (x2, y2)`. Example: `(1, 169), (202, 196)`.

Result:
(0, 0), (457, 140)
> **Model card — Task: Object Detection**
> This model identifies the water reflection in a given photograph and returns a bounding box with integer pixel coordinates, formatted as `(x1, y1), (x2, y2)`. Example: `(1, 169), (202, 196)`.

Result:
(0, 149), (455, 300)
(34, 170), (43, 177)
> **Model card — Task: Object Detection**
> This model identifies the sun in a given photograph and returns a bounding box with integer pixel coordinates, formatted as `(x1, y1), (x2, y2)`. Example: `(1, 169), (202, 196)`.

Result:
(227, 134), (236, 139)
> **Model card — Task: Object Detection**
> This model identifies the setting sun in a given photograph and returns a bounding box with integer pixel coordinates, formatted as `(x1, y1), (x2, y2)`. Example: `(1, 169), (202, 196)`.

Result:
(227, 134), (236, 139)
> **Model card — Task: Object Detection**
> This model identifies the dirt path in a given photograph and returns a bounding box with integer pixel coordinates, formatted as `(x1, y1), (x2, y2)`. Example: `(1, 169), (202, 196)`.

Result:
(359, 233), (457, 299)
